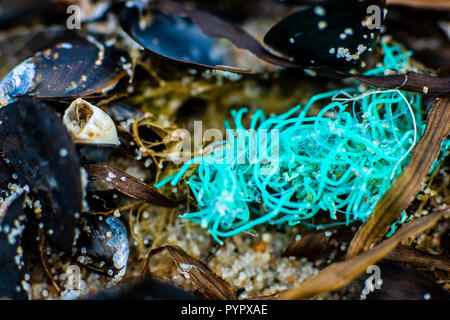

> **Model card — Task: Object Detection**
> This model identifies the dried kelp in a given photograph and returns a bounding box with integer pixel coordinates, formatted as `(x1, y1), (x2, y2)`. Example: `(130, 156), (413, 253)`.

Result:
(83, 164), (179, 207)
(385, 245), (450, 272)
(283, 228), (354, 261)
(143, 245), (237, 300)
(351, 73), (450, 95)
(275, 208), (448, 300)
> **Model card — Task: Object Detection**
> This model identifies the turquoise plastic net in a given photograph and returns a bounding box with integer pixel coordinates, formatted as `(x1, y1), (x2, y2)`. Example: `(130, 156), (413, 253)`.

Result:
(155, 41), (443, 244)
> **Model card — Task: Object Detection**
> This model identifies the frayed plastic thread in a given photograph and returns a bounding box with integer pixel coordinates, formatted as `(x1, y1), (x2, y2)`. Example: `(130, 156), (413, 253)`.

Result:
(156, 42), (439, 244)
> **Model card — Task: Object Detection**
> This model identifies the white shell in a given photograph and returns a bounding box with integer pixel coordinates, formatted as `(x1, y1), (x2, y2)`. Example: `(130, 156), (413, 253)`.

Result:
(63, 98), (120, 145)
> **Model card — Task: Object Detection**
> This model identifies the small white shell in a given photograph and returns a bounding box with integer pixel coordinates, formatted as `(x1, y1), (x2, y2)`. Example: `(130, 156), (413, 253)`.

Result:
(63, 98), (120, 145)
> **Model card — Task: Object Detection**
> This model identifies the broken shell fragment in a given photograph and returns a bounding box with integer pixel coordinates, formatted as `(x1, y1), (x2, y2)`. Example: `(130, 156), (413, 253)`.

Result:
(63, 98), (120, 146)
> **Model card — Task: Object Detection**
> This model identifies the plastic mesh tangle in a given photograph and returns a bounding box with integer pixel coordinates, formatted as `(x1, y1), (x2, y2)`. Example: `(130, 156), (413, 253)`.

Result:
(155, 42), (433, 244)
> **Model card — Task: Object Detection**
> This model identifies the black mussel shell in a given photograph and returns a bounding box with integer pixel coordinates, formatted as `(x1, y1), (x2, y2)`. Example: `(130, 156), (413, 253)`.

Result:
(0, 33), (131, 104)
(0, 193), (27, 299)
(121, 7), (229, 70)
(120, 2), (257, 73)
(76, 214), (129, 277)
(264, 0), (386, 70)
(364, 261), (449, 300)
(0, 99), (82, 251)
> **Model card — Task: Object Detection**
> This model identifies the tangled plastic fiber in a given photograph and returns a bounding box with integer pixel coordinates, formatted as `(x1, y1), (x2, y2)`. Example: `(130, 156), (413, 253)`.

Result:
(156, 41), (432, 244)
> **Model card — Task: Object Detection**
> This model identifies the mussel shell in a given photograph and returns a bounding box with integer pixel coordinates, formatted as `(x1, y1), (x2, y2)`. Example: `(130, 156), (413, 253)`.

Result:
(0, 33), (131, 102)
(264, 0), (386, 69)
(31, 35), (130, 99)
(120, 2), (260, 73)
(76, 214), (129, 277)
(121, 7), (230, 69)
(0, 99), (82, 251)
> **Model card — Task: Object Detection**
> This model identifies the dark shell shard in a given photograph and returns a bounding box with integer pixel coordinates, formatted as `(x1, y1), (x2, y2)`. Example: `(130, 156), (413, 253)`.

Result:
(76, 214), (129, 277)
(264, 0), (386, 70)
(0, 99), (82, 251)
(0, 192), (27, 299)
(0, 34), (131, 103)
